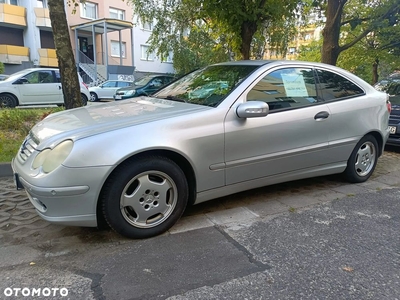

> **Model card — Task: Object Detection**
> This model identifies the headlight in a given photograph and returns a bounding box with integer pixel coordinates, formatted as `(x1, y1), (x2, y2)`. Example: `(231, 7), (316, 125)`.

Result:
(32, 140), (74, 173)
(125, 90), (135, 96)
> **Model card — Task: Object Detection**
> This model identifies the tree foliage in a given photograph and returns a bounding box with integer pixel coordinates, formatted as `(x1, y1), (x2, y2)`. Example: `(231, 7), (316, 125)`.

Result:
(128, 0), (302, 73)
(315, 0), (400, 66)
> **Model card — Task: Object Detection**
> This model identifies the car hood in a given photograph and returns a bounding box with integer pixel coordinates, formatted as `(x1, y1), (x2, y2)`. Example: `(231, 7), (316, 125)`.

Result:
(30, 97), (210, 146)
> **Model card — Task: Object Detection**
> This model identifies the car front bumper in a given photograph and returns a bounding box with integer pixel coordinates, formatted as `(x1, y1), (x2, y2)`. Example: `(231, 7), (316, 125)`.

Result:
(12, 158), (112, 227)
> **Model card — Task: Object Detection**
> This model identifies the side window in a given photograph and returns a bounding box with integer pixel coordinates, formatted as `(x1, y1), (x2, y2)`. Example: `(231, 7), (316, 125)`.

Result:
(102, 81), (116, 88)
(118, 81), (131, 87)
(247, 68), (318, 111)
(316, 69), (364, 101)
(38, 71), (54, 83)
(55, 71), (61, 83)
(24, 71), (40, 84)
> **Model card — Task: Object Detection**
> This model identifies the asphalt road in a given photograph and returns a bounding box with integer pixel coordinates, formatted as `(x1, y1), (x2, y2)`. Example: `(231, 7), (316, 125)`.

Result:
(0, 148), (399, 300)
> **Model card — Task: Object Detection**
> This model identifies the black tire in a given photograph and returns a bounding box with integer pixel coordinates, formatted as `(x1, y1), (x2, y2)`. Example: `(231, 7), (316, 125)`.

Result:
(343, 135), (378, 183)
(81, 93), (88, 106)
(89, 92), (98, 102)
(0, 93), (17, 108)
(101, 156), (188, 239)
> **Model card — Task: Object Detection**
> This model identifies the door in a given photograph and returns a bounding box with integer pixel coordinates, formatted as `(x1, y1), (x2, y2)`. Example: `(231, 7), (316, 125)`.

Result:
(16, 70), (62, 105)
(224, 67), (332, 185)
(99, 81), (119, 98)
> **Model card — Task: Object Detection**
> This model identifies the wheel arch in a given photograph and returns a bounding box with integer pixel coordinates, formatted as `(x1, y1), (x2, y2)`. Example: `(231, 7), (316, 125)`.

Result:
(96, 149), (197, 228)
(366, 130), (384, 157)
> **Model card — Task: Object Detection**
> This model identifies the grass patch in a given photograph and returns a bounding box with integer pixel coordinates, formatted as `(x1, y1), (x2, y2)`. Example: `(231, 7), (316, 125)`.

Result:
(0, 108), (63, 162)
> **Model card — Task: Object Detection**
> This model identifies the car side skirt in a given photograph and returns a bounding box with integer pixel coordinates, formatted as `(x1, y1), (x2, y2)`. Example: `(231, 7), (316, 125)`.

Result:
(194, 162), (347, 204)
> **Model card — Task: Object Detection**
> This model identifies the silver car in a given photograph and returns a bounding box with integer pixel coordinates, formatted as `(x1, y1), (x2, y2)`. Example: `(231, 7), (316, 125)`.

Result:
(89, 80), (132, 101)
(12, 60), (391, 239)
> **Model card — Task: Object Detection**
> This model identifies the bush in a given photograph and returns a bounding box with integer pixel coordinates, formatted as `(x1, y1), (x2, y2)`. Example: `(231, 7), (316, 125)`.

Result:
(0, 62), (4, 74)
(0, 108), (63, 162)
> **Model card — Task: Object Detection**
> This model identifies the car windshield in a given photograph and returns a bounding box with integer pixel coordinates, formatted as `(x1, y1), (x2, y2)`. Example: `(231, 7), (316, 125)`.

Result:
(153, 65), (258, 107)
(134, 77), (152, 86)
(2, 69), (33, 82)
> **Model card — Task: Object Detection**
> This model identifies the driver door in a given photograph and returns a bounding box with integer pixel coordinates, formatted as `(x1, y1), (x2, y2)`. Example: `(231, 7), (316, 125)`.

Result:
(224, 66), (332, 185)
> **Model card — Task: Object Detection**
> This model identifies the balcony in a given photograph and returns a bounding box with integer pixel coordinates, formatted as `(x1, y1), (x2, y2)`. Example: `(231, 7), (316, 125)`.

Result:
(34, 7), (51, 29)
(0, 3), (26, 28)
(38, 48), (58, 67)
(0, 44), (29, 64)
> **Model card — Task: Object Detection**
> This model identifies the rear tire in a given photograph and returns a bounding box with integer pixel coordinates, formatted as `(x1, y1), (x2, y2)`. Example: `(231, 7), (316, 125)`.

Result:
(101, 156), (188, 239)
(0, 93), (17, 108)
(343, 135), (378, 183)
(81, 93), (88, 106)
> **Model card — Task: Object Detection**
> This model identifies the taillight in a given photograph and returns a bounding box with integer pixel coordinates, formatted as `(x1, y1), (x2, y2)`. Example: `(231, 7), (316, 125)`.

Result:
(387, 99), (392, 113)
(82, 82), (88, 89)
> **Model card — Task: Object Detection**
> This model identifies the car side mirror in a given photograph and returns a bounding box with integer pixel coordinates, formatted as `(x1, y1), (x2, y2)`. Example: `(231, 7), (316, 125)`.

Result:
(13, 77), (29, 85)
(236, 101), (269, 118)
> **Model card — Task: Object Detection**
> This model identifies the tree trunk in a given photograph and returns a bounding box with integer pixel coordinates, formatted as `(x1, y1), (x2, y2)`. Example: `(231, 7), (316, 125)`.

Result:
(321, 0), (347, 65)
(240, 21), (258, 60)
(372, 58), (379, 85)
(48, 0), (82, 109)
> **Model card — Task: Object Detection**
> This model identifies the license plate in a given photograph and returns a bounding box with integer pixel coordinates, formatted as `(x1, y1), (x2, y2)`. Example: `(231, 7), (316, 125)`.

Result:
(389, 126), (397, 134)
(115, 95), (122, 100)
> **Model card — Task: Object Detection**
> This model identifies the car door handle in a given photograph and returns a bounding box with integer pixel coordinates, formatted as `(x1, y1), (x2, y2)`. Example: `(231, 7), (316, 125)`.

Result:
(58, 86), (62, 90)
(314, 111), (330, 120)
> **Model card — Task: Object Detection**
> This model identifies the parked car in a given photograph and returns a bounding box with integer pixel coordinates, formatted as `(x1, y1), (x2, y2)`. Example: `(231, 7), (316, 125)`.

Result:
(188, 81), (229, 99)
(0, 68), (89, 108)
(89, 80), (132, 102)
(381, 82), (400, 146)
(12, 60), (391, 239)
(113, 75), (174, 100)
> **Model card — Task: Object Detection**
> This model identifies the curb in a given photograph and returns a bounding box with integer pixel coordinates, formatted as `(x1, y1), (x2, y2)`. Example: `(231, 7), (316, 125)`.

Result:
(0, 163), (12, 178)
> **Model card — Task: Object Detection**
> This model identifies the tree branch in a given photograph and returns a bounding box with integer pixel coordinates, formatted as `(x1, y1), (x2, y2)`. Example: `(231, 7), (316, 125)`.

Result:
(339, 28), (371, 52)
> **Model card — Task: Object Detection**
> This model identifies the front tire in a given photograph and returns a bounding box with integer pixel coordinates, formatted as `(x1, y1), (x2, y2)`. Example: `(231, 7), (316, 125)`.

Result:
(0, 93), (17, 108)
(101, 156), (189, 239)
(89, 92), (98, 102)
(343, 135), (378, 183)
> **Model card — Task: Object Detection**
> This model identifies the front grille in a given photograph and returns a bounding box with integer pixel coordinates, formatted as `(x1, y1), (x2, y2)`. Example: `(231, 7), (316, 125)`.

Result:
(19, 135), (38, 162)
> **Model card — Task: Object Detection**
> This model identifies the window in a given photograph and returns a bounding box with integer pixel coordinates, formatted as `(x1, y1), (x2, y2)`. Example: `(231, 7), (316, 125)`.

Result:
(109, 8), (125, 20)
(117, 81), (131, 87)
(315, 69), (364, 101)
(0, 0), (18, 4)
(162, 51), (173, 63)
(36, 0), (46, 8)
(80, 1), (97, 19)
(102, 81), (117, 88)
(111, 41), (126, 58)
(25, 71), (54, 84)
(247, 68), (318, 111)
(150, 78), (163, 88)
(141, 21), (153, 31)
(140, 45), (154, 61)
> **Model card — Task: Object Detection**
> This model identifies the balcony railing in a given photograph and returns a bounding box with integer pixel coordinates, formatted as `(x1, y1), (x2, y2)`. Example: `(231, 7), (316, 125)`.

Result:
(0, 3), (26, 27)
(0, 44), (29, 64)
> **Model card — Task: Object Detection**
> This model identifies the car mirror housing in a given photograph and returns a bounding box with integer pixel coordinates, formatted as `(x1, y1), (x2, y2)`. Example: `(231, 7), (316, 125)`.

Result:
(13, 77), (29, 85)
(236, 101), (269, 118)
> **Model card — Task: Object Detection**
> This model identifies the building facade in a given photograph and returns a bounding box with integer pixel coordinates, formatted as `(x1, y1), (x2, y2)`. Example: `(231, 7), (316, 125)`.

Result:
(0, 0), (174, 82)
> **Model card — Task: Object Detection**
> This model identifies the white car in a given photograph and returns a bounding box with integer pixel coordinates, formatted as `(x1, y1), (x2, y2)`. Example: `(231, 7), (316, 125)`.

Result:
(89, 80), (132, 102)
(0, 68), (90, 108)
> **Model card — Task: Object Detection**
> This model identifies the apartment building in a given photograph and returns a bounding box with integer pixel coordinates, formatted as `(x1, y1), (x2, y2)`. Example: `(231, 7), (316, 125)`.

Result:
(0, 0), (174, 82)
